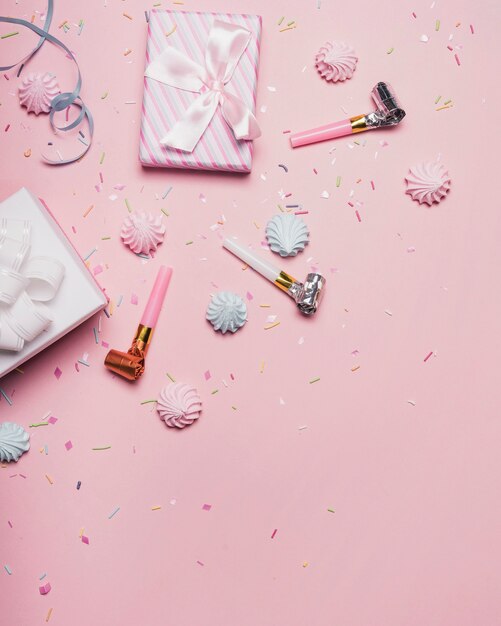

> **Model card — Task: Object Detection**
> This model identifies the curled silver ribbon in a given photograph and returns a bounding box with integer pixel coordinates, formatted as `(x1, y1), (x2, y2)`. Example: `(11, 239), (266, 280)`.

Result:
(0, 220), (64, 352)
(0, 0), (94, 165)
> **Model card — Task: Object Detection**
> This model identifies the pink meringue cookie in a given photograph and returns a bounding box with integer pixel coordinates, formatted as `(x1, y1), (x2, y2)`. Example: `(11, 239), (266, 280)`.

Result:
(315, 41), (358, 83)
(405, 161), (452, 206)
(120, 210), (165, 255)
(18, 72), (60, 115)
(157, 383), (202, 429)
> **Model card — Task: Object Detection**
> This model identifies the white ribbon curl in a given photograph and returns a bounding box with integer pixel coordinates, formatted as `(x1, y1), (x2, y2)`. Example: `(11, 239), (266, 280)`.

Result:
(0, 219), (64, 352)
(144, 20), (261, 153)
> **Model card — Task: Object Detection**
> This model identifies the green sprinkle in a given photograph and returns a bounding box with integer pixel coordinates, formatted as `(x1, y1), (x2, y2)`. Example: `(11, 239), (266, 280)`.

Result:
(309, 377), (321, 384)
(92, 446), (111, 450)
(185, 240), (193, 245)
(125, 198), (132, 212)
(287, 21), (295, 26)
(29, 423), (49, 428)
(140, 399), (157, 405)
(443, 99), (452, 105)
(327, 508), (335, 513)
(435, 95), (442, 104)
(101, 236), (111, 240)
(99, 151), (105, 164)
(1, 32), (19, 40)
(336, 176), (341, 188)
(166, 372), (176, 383)
(4, 565), (12, 575)
(386, 47), (394, 54)
(435, 19), (440, 31)
(277, 16), (284, 26)
(211, 389), (219, 395)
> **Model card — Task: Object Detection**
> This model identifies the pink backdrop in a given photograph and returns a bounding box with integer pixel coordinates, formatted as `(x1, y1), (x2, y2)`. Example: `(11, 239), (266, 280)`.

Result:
(1, 0), (500, 624)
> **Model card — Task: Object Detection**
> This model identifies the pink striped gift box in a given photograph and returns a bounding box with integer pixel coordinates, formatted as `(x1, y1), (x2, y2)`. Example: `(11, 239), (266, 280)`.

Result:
(140, 10), (262, 173)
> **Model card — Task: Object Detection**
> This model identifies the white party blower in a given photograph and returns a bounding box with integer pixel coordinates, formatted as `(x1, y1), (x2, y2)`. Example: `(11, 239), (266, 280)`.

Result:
(223, 238), (326, 315)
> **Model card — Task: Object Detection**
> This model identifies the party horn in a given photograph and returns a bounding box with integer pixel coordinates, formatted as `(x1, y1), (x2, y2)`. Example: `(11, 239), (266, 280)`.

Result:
(290, 81), (405, 148)
(223, 238), (325, 315)
(104, 265), (172, 380)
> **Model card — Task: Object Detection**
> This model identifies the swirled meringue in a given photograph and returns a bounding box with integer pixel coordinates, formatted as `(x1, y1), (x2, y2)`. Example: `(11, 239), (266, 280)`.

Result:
(0, 422), (30, 462)
(18, 72), (60, 115)
(405, 162), (451, 206)
(157, 383), (202, 429)
(266, 214), (309, 257)
(315, 41), (358, 83)
(121, 210), (165, 255)
(206, 291), (247, 334)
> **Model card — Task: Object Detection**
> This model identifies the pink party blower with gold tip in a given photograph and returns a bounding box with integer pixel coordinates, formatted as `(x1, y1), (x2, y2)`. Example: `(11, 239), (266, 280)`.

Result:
(104, 266), (172, 381)
(290, 82), (405, 148)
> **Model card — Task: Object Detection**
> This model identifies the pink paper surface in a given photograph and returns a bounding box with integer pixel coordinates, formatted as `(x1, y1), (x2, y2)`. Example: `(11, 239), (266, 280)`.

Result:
(1, 1), (501, 625)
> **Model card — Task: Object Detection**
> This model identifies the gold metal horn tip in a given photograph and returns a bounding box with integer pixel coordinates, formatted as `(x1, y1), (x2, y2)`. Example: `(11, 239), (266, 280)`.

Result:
(129, 324), (154, 357)
(275, 270), (297, 292)
(350, 115), (368, 133)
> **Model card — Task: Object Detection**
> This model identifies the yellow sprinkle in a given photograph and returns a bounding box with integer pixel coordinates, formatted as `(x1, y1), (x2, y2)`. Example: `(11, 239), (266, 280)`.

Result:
(277, 204), (284, 212)
(351, 365), (361, 372)
(287, 21), (295, 26)
(45, 474), (53, 485)
(99, 151), (105, 164)
(302, 562), (309, 568)
(260, 361), (265, 373)
(455, 21), (461, 27)
(123, 12), (133, 20)
(253, 221), (260, 229)
(79, 528), (84, 538)
(435, 19), (440, 31)
(109, 300), (115, 316)
(436, 104), (453, 111)
(151, 506), (162, 511)
(46, 608), (53, 622)
(264, 321), (280, 330)
(259, 304), (271, 308)
(124, 48), (132, 56)
(165, 24), (177, 37)
(58, 20), (67, 29)
(161, 208), (169, 217)
(387, 47), (394, 54)
(101, 92), (108, 100)
(279, 26), (296, 32)
(166, 372), (176, 382)
(309, 377), (320, 384)
(443, 99), (452, 105)
(277, 16), (284, 25)
(83, 204), (94, 218)
(24, 148), (31, 158)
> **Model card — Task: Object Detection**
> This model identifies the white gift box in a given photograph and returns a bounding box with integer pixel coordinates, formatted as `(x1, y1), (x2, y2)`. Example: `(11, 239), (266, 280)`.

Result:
(0, 188), (108, 378)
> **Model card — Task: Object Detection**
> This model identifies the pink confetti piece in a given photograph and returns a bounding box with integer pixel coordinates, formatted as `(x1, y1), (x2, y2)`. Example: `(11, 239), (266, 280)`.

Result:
(131, 293), (138, 305)
(271, 529), (278, 539)
(470, 24), (474, 34)
(204, 370), (211, 381)
(202, 504), (212, 511)
(48, 416), (58, 424)
(93, 264), (103, 276)
(196, 560), (205, 566)
(199, 193), (206, 203)
(423, 351), (434, 362)
(454, 54), (461, 66)
(8, 521), (12, 528)
(81, 536), (89, 545)
(447, 44), (453, 51)
(355, 210), (362, 222)
(230, 373), (235, 380)
(407, 246), (416, 253)
(101, 341), (109, 348)
(39, 582), (51, 595)
(64, 440), (73, 451)
(54, 367), (62, 380)
(370, 180), (375, 190)
(246, 291), (254, 301)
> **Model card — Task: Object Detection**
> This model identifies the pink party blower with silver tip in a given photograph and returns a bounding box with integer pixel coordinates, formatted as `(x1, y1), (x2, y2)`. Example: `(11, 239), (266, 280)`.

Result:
(104, 266), (172, 381)
(223, 238), (325, 315)
(290, 82), (405, 148)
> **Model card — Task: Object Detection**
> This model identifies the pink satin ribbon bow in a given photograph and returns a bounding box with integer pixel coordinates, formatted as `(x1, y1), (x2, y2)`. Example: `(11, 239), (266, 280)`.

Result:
(144, 20), (261, 153)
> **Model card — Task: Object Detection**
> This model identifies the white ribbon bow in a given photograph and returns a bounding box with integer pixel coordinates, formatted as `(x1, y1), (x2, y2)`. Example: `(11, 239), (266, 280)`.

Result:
(0, 219), (64, 352)
(145, 20), (261, 153)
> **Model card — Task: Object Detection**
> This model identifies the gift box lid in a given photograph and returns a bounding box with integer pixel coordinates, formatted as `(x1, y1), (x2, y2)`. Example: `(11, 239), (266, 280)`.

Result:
(0, 188), (108, 378)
